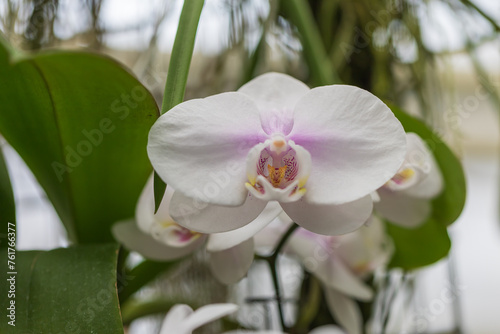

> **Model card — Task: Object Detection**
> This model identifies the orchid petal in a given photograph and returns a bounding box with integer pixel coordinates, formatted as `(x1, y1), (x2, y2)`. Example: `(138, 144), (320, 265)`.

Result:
(315, 256), (373, 301)
(289, 85), (406, 205)
(169, 191), (267, 233)
(335, 217), (393, 276)
(309, 325), (347, 334)
(209, 238), (255, 285)
(135, 174), (175, 233)
(375, 188), (431, 227)
(324, 288), (363, 334)
(148, 92), (266, 206)
(206, 202), (282, 252)
(160, 303), (238, 334)
(238, 72), (309, 135)
(159, 304), (193, 334)
(254, 212), (294, 252)
(280, 195), (373, 235)
(286, 230), (372, 300)
(112, 220), (204, 261)
(180, 303), (239, 333)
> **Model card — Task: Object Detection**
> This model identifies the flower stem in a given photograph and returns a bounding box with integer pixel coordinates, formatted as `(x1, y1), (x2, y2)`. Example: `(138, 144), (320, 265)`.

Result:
(259, 223), (299, 331)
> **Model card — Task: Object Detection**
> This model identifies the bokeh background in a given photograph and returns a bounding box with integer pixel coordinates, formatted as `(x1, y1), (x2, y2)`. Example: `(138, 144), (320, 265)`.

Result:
(0, 0), (499, 332)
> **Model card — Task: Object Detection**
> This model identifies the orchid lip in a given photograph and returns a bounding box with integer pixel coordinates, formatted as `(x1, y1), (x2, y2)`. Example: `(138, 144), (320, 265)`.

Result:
(245, 138), (311, 203)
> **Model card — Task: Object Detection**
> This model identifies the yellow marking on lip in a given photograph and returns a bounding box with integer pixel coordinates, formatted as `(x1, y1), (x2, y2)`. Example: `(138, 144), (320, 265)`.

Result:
(268, 165), (287, 187)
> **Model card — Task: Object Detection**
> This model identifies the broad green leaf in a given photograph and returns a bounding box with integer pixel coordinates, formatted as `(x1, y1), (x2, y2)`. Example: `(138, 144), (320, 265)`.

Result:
(387, 218), (451, 269)
(0, 36), (159, 243)
(390, 105), (466, 226)
(0, 244), (123, 333)
(154, 0), (204, 212)
(0, 146), (15, 249)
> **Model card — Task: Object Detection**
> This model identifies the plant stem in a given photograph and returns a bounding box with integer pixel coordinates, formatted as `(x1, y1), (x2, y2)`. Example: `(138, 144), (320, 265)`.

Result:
(154, 0), (205, 212)
(259, 223), (299, 331)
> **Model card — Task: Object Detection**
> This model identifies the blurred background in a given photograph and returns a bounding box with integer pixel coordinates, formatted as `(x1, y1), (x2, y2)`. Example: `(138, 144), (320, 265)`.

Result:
(0, 0), (498, 332)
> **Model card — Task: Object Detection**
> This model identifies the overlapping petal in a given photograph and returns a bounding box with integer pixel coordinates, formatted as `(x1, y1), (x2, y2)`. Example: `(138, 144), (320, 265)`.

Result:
(112, 220), (205, 261)
(206, 202), (282, 252)
(169, 191), (268, 233)
(148, 92), (266, 206)
(209, 238), (255, 285)
(280, 195), (372, 235)
(375, 188), (431, 227)
(289, 85), (406, 205)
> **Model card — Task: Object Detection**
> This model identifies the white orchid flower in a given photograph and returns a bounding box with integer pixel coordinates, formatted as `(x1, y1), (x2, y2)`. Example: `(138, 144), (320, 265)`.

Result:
(159, 303), (238, 334)
(286, 216), (392, 334)
(148, 72), (406, 236)
(113, 175), (282, 284)
(374, 133), (443, 227)
(223, 324), (346, 334)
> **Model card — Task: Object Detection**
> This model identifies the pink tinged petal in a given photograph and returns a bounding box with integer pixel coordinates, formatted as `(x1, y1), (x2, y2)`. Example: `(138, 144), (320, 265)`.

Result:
(206, 202), (282, 252)
(309, 325), (347, 334)
(159, 304), (193, 334)
(135, 174), (175, 234)
(289, 85), (406, 205)
(314, 257), (373, 301)
(324, 288), (364, 334)
(209, 238), (255, 285)
(169, 191), (267, 233)
(280, 195), (373, 236)
(112, 221), (205, 261)
(148, 92), (266, 207)
(238, 72), (310, 135)
(375, 187), (431, 228)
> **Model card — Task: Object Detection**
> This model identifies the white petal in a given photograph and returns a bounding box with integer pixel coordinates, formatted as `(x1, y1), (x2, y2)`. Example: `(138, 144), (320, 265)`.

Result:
(181, 304), (238, 333)
(206, 202), (282, 252)
(280, 195), (373, 235)
(135, 174), (175, 233)
(112, 220), (204, 261)
(238, 72), (310, 135)
(375, 188), (431, 227)
(314, 257), (373, 301)
(335, 217), (393, 275)
(169, 191), (267, 233)
(324, 288), (363, 334)
(402, 134), (443, 198)
(148, 92), (266, 206)
(253, 212), (294, 253)
(309, 325), (347, 334)
(159, 304), (193, 334)
(209, 238), (255, 285)
(289, 85), (406, 205)
(286, 230), (373, 300)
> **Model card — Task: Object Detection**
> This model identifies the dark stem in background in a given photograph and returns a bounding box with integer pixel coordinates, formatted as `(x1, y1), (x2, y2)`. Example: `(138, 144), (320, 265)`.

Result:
(258, 223), (299, 331)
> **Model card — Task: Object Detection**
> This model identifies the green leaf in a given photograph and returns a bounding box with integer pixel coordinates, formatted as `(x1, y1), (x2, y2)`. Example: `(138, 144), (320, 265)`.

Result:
(390, 105), (466, 225)
(0, 36), (159, 243)
(280, 0), (340, 86)
(0, 146), (15, 249)
(387, 218), (451, 270)
(154, 0), (205, 212)
(0, 244), (123, 333)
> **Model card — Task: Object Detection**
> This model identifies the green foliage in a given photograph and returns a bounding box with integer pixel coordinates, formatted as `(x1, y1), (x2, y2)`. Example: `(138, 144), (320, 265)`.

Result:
(0, 244), (123, 333)
(387, 106), (466, 269)
(154, 0), (205, 212)
(0, 36), (159, 243)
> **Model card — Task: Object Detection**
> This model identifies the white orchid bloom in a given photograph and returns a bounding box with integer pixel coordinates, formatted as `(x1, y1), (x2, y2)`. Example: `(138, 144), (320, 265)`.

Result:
(159, 303), (238, 334)
(374, 133), (443, 227)
(223, 324), (346, 334)
(113, 175), (282, 284)
(286, 217), (392, 334)
(148, 72), (406, 236)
